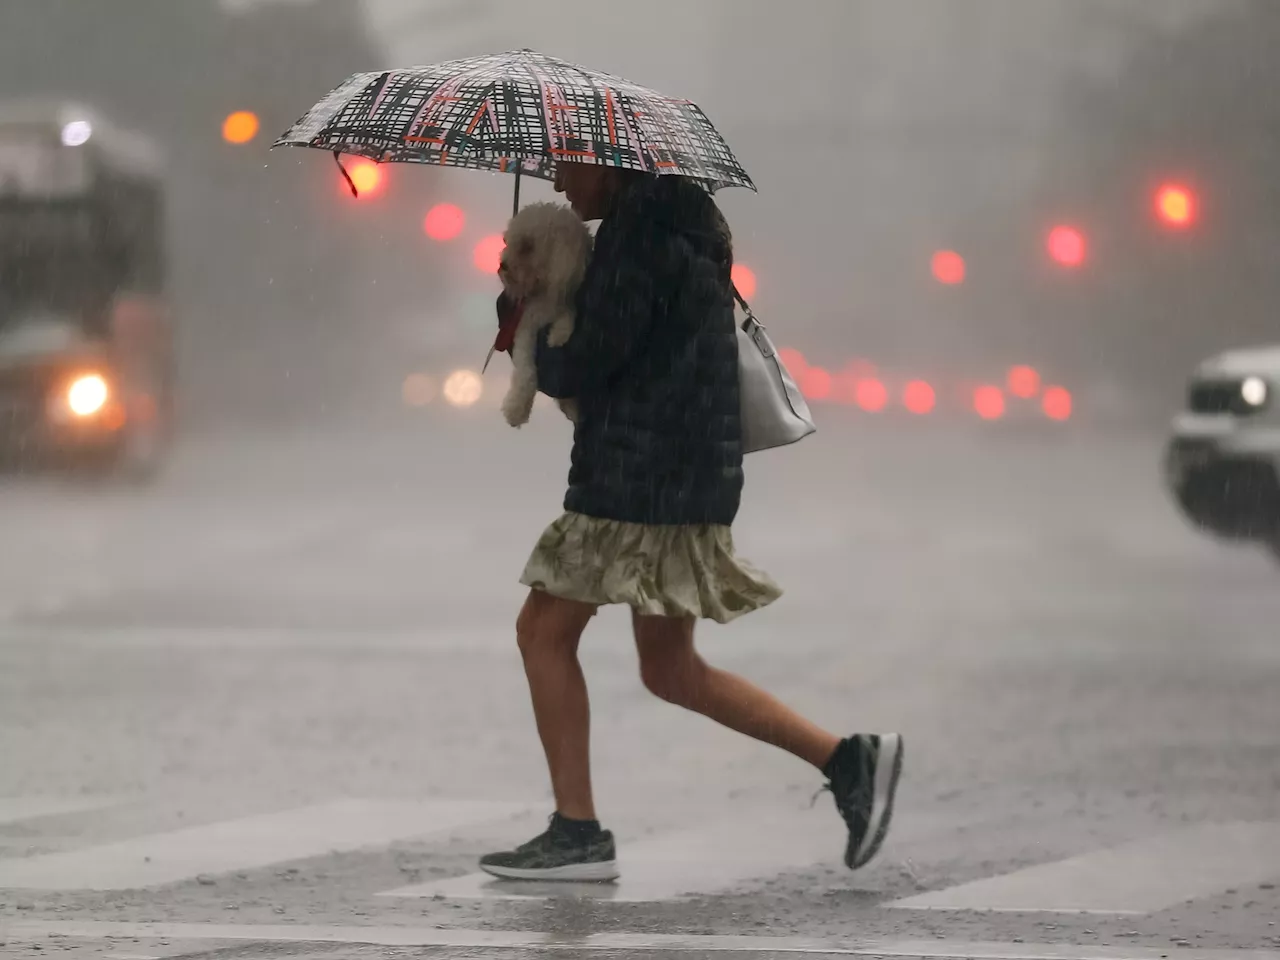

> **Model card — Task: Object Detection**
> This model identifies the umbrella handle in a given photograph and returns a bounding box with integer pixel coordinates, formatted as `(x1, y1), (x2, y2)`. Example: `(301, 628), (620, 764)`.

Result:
(333, 151), (359, 198)
(512, 166), (521, 216)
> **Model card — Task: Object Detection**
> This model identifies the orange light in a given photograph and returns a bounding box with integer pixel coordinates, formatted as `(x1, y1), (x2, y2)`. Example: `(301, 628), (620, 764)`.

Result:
(443, 369), (483, 407)
(473, 234), (505, 273)
(344, 159), (383, 197)
(800, 367), (832, 401)
(68, 374), (109, 416)
(903, 380), (936, 415)
(855, 378), (888, 412)
(1007, 365), (1041, 399)
(931, 250), (966, 285)
(221, 111), (260, 145)
(973, 385), (1006, 420)
(731, 264), (757, 299)
(1042, 386), (1073, 421)
(1047, 226), (1086, 267)
(424, 203), (466, 241)
(1156, 183), (1195, 228)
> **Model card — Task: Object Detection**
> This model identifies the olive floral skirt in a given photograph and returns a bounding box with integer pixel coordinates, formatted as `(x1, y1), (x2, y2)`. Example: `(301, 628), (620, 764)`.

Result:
(519, 511), (783, 624)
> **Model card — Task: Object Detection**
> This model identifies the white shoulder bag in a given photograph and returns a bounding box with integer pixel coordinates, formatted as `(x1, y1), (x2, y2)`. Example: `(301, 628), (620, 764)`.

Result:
(733, 285), (817, 454)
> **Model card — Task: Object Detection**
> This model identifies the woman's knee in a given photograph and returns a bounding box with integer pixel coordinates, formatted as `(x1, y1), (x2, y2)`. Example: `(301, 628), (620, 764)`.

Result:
(634, 615), (704, 704)
(639, 649), (707, 705)
(516, 589), (592, 659)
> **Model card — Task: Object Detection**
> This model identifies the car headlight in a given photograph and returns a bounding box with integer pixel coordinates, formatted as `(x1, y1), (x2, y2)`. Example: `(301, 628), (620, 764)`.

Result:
(1241, 376), (1269, 408)
(68, 374), (109, 416)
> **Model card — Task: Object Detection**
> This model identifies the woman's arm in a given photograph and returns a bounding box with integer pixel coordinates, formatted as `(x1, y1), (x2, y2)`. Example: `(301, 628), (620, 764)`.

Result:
(534, 213), (666, 399)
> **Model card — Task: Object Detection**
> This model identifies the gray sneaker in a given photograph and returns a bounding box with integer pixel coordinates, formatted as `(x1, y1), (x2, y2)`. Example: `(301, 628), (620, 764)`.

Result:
(826, 733), (905, 870)
(479, 813), (619, 881)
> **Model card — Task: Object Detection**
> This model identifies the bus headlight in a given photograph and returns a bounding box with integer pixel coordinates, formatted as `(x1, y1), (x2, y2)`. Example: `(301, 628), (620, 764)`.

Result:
(1241, 376), (1269, 408)
(68, 374), (109, 416)
(61, 120), (93, 147)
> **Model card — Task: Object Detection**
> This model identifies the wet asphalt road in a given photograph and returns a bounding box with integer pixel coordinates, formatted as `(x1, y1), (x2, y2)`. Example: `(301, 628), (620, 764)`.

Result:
(2, 406), (1279, 959)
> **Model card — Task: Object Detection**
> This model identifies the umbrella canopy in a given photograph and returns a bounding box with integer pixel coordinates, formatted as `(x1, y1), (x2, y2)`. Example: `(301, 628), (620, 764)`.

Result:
(274, 48), (754, 193)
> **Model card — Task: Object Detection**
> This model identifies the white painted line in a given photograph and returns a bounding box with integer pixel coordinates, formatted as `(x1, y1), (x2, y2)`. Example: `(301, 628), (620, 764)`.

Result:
(381, 812), (841, 902)
(889, 820), (1280, 915)
(4, 924), (1280, 960)
(0, 796), (117, 825)
(381, 805), (986, 903)
(0, 798), (527, 891)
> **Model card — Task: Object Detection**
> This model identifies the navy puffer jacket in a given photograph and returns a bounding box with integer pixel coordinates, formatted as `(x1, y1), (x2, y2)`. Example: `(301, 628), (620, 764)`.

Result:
(534, 174), (744, 527)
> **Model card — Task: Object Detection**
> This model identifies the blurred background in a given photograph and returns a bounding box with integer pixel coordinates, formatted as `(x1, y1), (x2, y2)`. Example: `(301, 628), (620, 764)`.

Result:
(4, 6), (1280, 950)
(4, 0), (1276, 431)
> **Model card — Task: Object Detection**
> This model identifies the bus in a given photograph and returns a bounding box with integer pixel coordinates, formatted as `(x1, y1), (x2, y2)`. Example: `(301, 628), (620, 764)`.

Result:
(0, 100), (174, 478)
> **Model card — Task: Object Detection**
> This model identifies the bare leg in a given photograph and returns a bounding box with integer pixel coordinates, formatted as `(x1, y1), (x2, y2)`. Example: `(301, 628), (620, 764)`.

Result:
(517, 589), (599, 819)
(632, 611), (840, 770)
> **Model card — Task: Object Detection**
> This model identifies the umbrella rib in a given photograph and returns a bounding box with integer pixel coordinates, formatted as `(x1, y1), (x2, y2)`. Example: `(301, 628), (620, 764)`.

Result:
(515, 49), (558, 175)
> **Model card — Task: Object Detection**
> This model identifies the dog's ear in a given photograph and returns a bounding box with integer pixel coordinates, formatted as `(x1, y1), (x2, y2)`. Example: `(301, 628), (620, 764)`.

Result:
(502, 207), (527, 247)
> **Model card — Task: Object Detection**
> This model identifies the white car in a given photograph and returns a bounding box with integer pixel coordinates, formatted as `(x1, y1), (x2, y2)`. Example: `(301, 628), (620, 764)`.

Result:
(1164, 345), (1280, 563)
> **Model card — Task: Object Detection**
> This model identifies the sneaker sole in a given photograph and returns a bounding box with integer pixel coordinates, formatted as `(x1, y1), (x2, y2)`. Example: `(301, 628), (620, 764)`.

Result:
(848, 732), (904, 870)
(478, 859), (620, 882)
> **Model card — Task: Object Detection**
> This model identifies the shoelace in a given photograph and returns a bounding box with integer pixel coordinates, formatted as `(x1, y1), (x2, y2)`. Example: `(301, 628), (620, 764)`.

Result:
(826, 766), (875, 826)
(814, 739), (876, 816)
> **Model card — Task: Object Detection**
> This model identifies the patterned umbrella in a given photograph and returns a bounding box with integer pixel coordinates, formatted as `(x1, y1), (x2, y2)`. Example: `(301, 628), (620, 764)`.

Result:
(273, 48), (755, 194)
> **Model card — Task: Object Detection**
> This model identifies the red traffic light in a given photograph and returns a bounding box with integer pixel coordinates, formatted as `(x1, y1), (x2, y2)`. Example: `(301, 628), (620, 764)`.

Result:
(473, 234), (505, 273)
(1155, 183), (1196, 228)
(931, 250), (966, 285)
(1047, 226), (1086, 267)
(903, 380), (936, 414)
(799, 366), (832, 401)
(1007, 365), (1041, 399)
(1042, 386), (1073, 421)
(973, 385), (1006, 420)
(854, 378), (888, 412)
(424, 203), (466, 241)
(731, 264), (757, 299)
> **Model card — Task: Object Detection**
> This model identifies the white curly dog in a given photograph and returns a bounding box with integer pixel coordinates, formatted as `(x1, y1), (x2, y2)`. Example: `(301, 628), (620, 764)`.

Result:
(497, 201), (593, 428)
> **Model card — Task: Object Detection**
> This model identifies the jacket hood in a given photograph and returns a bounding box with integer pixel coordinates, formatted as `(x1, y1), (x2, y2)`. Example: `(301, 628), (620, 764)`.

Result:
(611, 174), (733, 259)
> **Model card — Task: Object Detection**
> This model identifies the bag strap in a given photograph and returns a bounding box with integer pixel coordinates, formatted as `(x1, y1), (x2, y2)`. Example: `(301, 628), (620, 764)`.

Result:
(731, 283), (760, 332)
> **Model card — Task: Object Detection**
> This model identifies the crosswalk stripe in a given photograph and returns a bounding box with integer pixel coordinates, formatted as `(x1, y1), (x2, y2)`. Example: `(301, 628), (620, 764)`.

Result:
(376, 808), (1008, 906)
(381, 810), (842, 902)
(0, 798), (527, 891)
(0, 796), (117, 825)
(5, 923), (1280, 959)
(379, 804), (983, 903)
(888, 820), (1280, 915)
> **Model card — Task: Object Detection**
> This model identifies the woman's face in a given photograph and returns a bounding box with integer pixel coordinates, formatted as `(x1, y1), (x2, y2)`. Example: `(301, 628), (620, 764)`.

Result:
(554, 162), (611, 221)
